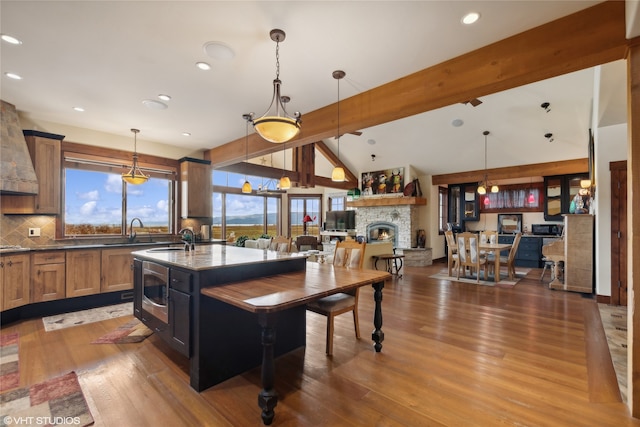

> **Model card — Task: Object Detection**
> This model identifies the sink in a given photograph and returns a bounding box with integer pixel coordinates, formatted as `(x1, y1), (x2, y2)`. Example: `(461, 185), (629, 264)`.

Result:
(147, 247), (184, 252)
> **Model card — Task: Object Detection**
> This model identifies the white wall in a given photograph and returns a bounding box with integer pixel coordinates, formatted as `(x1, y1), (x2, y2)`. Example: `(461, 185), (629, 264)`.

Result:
(594, 123), (628, 297)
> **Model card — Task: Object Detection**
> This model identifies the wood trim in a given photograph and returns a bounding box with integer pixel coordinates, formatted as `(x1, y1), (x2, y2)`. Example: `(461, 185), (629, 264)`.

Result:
(206, 1), (627, 168)
(346, 197), (426, 207)
(62, 141), (179, 170)
(431, 159), (588, 186)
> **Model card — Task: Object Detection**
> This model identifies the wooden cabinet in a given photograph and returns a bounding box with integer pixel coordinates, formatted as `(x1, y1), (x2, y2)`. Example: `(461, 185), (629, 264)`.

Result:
(66, 250), (101, 297)
(169, 268), (192, 357)
(180, 157), (212, 218)
(32, 251), (65, 302)
(1, 131), (63, 214)
(498, 235), (543, 268)
(448, 183), (479, 227)
(101, 248), (135, 292)
(544, 174), (588, 221)
(561, 214), (594, 293)
(1, 253), (31, 310)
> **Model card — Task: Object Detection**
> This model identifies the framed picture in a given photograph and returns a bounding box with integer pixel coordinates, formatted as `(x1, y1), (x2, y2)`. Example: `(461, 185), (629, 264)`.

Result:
(361, 167), (404, 195)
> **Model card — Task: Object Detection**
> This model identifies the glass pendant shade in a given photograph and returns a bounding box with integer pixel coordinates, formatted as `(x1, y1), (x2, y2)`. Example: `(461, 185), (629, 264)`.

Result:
(241, 114), (252, 193)
(251, 30), (301, 144)
(477, 184), (486, 195)
(483, 196), (490, 206)
(528, 192), (536, 204)
(331, 166), (345, 182)
(279, 175), (291, 190)
(242, 180), (252, 193)
(122, 129), (148, 185)
(491, 184), (499, 193)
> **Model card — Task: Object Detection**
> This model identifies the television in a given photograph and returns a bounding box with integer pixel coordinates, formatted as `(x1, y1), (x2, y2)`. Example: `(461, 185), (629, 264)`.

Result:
(324, 210), (356, 231)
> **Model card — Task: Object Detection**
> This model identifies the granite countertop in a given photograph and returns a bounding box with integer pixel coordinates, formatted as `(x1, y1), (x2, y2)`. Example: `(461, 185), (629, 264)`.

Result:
(131, 245), (308, 271)
(0, 239), (226, 254)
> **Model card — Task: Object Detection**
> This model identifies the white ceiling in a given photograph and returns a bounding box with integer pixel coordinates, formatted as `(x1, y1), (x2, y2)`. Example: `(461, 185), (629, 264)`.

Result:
(0, 1), (632, 179)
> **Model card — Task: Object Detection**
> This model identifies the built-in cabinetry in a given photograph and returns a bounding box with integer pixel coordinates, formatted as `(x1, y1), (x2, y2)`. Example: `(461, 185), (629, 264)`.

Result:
(168, 268), (192, 357)
(66, 249), (101, 297)
(448, 183), (479, 228)
(551, 214), (594, 293)
(180, 157), (212, 218)
(0, 253), (30, 310)
(544, 174), (588, 221)
(100, 247), (138, 292)
(1, 131), (63, 214)
(32, 251), (65, 302)
(498, 235), (543, 268)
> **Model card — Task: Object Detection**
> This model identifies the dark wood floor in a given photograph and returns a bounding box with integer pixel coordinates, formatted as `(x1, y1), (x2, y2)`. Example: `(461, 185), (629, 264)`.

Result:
(3, 261), (638, 426)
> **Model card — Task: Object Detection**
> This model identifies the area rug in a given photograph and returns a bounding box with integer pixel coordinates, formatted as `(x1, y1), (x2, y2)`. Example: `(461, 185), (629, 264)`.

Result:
(0, 371), (94, 426)
(0, 333), (19, 392)
(429, 268), (529, 288)
(91, 318), (153, 344)
(598, 303), (627, 404)
(43, 302), (132, 332)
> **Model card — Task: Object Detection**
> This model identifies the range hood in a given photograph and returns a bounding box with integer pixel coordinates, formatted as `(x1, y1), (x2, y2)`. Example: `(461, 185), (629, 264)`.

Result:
(1, 100), (39, 195)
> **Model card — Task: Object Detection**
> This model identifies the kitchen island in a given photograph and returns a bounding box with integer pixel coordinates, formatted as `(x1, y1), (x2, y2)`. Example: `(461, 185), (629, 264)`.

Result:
(132, 245), (390, 425)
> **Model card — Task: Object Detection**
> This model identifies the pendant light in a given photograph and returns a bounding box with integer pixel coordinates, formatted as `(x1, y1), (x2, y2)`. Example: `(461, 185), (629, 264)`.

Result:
(241, 114), (252, 193)
(250, 29), (301, 144)
(279, 143), (291, 190)
(331, 70), (346, 182)
(122, 128), (149, 185)
(528, 177), (536, 204)
(477, 130), (498, 195)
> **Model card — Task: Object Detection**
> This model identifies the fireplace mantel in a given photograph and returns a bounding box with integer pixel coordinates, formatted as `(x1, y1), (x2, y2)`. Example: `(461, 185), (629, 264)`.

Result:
(346, 196), (426, 208)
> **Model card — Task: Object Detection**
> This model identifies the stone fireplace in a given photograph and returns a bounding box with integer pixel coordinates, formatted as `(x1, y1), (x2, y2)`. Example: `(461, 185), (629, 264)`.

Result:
(354, 205), (416, 249)
(366, 221), (399, 247)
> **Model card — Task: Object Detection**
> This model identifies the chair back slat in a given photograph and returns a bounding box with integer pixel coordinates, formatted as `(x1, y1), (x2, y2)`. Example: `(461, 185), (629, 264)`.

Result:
(333, 240), (366, 269)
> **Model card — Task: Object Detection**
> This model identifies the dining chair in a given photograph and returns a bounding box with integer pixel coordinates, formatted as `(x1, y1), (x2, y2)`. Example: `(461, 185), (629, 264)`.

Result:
(488, 232), (522, 280)
(456, 232), (487, 283)
(269, 236), (292, 253)
(295, 235), (319, 252)
(306, 240), (366, 355)
(444, 230), (459, 275)
(479, 230), (498, 245)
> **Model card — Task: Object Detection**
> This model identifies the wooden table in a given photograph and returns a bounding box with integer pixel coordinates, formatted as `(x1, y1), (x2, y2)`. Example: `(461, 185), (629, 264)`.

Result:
(478, 242), (512, 282)
(373, 254), (405, 278)
(201, 262), (391, 425)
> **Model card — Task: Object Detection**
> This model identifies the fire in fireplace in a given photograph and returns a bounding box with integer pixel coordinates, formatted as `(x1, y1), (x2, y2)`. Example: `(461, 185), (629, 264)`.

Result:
(366, 221), (398, 247)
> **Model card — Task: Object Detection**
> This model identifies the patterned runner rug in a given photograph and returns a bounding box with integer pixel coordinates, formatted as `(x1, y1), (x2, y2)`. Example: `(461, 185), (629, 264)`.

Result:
(0, 371), (94, 426)
(42, 302), (132, 332)
(0, 333), (19, 392)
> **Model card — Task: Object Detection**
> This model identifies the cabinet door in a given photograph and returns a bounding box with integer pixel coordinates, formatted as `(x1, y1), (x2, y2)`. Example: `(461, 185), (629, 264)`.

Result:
(1, 254), (31, 310)
(180, 159), (212, 218)
(32, 256), (65, 302)
(448, 185), (461, 226)
(66, 250), (101, 297)
(101, 248), (135, 292)
(169, 288), (191, 357)
(32, 137), (61, 214)
(463, 184), (479, 221)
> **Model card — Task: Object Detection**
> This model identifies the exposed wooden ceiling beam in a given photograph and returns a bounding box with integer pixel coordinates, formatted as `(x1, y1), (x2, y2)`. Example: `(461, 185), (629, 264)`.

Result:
(205, 1), (627, 169)
(431, 158), (589, 186)
(314, 140), (358, 184)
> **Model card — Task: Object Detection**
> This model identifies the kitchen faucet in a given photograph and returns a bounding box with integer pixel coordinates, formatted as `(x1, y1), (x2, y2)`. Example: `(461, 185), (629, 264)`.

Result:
(129, 217), (144, 243)
(179, 228), (195, 252)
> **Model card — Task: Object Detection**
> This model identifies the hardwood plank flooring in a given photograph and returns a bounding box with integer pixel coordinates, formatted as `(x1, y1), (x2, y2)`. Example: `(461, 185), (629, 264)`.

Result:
(2, 260), (638, 426)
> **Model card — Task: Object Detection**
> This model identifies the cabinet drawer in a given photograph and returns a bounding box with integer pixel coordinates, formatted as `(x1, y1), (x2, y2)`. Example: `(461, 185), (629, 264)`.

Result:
(170, 269), (192, 293)
(498, 236), (514, 244)
(517, 250), (540, 261)
(519, 240), (541, 251)
(32, 252), (65, 265)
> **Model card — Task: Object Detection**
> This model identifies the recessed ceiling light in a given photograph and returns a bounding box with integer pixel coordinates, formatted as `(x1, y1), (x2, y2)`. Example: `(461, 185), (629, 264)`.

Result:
(367, 139), (376, 145)
(4, 72), (22, 80)
(1, 34), (22, 45)
(73, 106), (85, 112)
(196, 62), (211, 71)
(182, 132), (191, 137)
(461, 12), (480, 25)
(142, 99), (168, 110)
(451, 118), (464, 127)
(203, 41), (235, 60)
(158, 94), (171, 101)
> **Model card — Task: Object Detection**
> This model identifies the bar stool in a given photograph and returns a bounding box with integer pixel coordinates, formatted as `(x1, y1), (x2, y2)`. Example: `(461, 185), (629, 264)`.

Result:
(540, 257), (555, 282)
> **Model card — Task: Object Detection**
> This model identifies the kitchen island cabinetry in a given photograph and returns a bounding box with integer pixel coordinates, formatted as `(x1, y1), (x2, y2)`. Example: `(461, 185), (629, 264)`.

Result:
(32, 251), (65, 302)
(0, 253), (30, 310)
(66, 249), (101, 297)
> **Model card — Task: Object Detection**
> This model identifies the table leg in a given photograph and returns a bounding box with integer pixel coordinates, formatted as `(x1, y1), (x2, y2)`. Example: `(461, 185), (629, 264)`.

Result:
(494, 250), (500, 282)
(258, 313), (277, 425)
(371, 281), (385, 352)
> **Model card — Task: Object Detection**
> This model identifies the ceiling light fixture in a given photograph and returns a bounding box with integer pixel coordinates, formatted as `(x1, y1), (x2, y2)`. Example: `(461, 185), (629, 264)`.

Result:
(72, 106), (85, 112)
(477, 130), (498, 195)
(541, 102), (551, 112)
(196, 62), (211, 70)
(4, 72), (22, 80)
(528, 177), (536, 204)
(158, 94), (171, 101)
(331, 70), (346, 182)
(1, 34), (23, 45)
(545, 132), (554, 142)
(142, 99), (168, 110)
(122, 129), (149, 185)
(241, 114), (252, 194)
(249, 29), (301, 144)
(279, 143), (291, 190)
(462, 12), (480, 25)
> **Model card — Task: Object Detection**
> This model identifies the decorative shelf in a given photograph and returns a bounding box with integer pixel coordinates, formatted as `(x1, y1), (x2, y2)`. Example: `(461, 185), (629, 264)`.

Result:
(346, 197), (427, 207)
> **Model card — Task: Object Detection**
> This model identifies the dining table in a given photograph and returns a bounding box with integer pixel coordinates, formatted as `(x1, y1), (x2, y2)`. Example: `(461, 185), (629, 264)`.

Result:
(478, 242), (513, 282)
(201, 262), (391, 425)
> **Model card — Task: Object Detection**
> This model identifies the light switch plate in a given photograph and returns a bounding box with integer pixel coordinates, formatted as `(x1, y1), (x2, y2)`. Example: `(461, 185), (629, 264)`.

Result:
(28, 227), (41, 237)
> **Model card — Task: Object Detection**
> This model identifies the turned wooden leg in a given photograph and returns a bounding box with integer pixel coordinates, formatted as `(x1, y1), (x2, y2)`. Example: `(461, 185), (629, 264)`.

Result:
(371, 281), (385, 352)
(258, 313), (277, 425)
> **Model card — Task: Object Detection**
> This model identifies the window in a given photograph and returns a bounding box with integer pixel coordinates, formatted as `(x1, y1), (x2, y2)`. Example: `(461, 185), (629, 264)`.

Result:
(289, 195), (321, 238)
(62, 151), (176, 238)
(438, 186), (448, 235)
(328, 196), (345, 211)
(212, 171), (281, 240)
